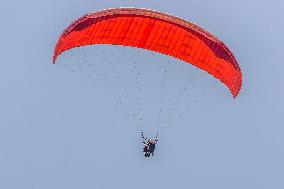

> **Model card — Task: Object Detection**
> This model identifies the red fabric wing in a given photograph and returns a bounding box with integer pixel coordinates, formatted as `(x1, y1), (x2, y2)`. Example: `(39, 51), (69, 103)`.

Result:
(53, 8), (242, 97)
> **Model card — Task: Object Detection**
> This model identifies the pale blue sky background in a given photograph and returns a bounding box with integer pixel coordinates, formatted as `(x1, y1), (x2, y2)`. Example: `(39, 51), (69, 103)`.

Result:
(1, 0), (284, 189)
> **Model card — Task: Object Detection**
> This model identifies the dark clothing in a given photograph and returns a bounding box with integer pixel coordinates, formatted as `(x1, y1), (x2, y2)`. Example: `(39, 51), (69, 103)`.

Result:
(144, 152), (151, 157)
(143, 144), (149, 152)
(148, 142), (156, 155)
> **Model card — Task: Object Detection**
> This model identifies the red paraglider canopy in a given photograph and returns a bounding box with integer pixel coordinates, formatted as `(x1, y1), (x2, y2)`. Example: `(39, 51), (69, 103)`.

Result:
(53, 8), (242, 97)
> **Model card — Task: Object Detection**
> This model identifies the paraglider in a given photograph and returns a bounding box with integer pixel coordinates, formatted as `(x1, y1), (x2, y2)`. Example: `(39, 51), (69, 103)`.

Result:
(141, 131), (158, 158)
(53, 7), (242, 158)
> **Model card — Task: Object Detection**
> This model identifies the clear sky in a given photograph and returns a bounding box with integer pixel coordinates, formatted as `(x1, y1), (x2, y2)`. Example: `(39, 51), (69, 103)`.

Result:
(1, 0), (284, 189)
